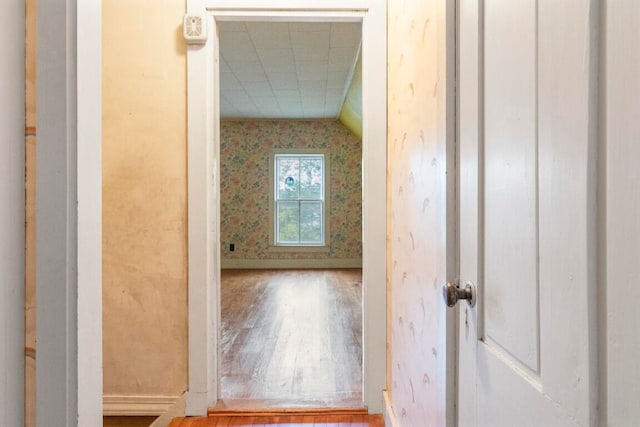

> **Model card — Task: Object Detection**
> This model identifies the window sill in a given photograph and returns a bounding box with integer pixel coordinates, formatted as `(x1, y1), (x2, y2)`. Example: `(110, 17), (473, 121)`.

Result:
(267, 245), (331, 253)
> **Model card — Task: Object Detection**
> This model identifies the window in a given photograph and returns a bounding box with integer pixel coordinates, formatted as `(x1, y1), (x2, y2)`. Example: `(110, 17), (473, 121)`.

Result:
(273, 153), (326, 246)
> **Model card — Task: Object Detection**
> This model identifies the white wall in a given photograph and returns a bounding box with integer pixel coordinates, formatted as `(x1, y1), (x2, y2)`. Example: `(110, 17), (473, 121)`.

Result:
(36, 0), (102, 425)
(603, 1), (640, 425)
(0, 0), (25, 425)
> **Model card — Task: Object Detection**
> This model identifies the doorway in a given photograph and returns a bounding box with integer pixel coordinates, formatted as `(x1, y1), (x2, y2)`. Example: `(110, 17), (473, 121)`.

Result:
(216, 20), (365, 405)
(185, 1), (387, 416)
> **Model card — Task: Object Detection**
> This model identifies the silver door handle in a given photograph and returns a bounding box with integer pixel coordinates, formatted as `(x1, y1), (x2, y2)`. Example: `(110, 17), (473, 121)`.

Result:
(443, 281), (476, 308)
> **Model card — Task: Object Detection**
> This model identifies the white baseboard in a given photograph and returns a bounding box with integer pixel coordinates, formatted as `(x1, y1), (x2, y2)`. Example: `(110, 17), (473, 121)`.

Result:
(384, 390), (399, 427)
(103, 394), (181, 416)
(221, 258), (362, 269)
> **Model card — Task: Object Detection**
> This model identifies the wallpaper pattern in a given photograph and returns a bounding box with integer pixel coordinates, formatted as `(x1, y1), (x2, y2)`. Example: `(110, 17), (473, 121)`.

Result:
(387, 0), (449, 425)
(220, 120), (362, 261)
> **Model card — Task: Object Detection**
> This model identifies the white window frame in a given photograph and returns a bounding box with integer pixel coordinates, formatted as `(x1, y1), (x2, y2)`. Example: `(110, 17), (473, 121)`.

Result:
(269, 149), (330, 250)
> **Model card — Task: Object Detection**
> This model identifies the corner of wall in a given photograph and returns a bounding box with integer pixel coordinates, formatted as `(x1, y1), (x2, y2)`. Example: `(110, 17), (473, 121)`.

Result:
(338, 50), (363, 139)
(383, 390), (399, 427)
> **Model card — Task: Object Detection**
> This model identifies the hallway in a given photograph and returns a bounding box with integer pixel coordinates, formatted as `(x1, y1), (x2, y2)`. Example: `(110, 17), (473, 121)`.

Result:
(7, 0), (640, 426)
(220, 269), (363, 407)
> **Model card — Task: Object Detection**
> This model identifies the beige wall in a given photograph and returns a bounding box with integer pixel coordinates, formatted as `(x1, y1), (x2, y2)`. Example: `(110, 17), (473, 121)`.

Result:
(102, 0), (188, 397)
(220, 120), (362, 265)
(387, 0), (451, 425)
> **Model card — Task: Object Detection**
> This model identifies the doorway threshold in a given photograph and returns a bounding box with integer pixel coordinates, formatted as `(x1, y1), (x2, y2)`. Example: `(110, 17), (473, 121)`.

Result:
(209, 398), (367, 417)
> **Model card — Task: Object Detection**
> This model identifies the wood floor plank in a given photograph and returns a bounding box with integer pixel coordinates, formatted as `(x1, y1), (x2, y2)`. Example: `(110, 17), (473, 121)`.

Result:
(229, 415), (253, 426)
(220, 269), (363, 406)
(214, 417), (232, 427)
(333, 415), (354, 426)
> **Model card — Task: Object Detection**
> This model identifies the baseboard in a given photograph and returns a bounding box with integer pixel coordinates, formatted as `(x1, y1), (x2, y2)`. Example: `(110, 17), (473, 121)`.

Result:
(221, 258), (362, 269)
(103, 395), (181, 416)
(383, 390), (399, 427)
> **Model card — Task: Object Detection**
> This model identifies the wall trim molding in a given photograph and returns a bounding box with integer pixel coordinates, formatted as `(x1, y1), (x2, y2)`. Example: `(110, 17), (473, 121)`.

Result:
(383, 390), (399, 427)
(221, 258), (362, 269)
(103, 395), (181, 416)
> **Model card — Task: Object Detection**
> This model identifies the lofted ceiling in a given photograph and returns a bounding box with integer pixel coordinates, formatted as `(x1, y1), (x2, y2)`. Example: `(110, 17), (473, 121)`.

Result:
(218, 21), (361, 119)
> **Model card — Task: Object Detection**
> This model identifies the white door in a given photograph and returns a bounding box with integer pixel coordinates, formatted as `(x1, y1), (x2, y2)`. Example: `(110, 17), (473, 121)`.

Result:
(456, 1), (598, 426)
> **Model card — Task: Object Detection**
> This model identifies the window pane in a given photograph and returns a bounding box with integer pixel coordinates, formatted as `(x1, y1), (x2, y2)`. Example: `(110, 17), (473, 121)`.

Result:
(300, 201), (322, 244)
(299, 158), (323, 200)
(277, 201), (299, 244)
(277, 157), (299, 200)
(274, 154), (325, 246)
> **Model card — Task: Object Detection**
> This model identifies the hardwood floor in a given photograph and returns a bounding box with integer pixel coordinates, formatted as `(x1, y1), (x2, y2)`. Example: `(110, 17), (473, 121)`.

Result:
(169, 414), (383, 427)
(220, 269), (363, 407)
(103, 416), (157, 426)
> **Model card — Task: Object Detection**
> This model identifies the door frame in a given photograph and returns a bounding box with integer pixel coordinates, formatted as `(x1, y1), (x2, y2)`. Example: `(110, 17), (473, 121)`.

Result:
(185, 0), (387, 416)
(35, 0), (103, 423)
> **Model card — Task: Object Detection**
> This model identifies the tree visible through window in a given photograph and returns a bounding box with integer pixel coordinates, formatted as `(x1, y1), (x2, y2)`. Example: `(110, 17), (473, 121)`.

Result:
(275, 154), (325, 245)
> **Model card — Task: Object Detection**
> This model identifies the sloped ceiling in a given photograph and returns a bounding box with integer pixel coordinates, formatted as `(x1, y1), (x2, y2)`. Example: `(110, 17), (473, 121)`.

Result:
(339, 50), (363, 138)
(219, 21), (361, 119)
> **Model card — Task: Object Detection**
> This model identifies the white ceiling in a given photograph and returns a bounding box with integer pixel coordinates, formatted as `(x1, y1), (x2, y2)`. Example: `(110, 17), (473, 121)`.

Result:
(219, 21), (361, 119)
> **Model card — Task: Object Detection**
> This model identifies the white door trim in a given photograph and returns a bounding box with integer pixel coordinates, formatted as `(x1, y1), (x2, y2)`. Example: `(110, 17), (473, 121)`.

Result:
(36, 0), (103, 424)
(185, 0), (387, 416)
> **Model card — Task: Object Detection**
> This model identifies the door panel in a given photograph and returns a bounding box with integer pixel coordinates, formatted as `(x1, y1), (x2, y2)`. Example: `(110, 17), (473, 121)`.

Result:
(484, 0), (539, 372)
(458, 1), (597, 426)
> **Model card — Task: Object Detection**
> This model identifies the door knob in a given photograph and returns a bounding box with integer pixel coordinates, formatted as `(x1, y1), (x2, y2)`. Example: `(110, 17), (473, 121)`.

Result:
(443, 281), (476, 308)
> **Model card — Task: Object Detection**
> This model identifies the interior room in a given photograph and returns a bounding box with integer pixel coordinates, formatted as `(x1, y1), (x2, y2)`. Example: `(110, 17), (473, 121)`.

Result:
(216, 21), (365, 407)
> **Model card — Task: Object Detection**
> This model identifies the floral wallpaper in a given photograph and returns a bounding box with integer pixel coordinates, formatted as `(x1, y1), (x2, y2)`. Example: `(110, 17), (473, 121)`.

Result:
(220, 120), (362, 262)
(387, 0), (450, 425)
